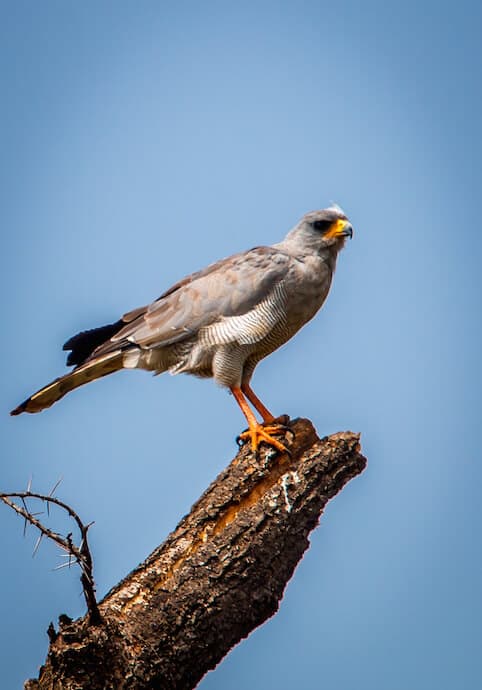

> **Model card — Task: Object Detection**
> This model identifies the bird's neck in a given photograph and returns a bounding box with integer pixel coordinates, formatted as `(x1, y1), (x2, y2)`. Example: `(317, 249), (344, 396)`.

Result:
(318, 244), (341, 272)
(275, 235), (341, 270)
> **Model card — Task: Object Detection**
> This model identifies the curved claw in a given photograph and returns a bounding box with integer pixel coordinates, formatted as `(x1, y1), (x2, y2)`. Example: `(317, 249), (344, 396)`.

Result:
(236, 433), (246, 448)
(276, 443), (292, 458)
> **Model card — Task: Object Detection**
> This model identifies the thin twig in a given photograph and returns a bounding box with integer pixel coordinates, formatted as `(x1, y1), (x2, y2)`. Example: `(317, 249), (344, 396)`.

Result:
(0, 489), (101, 625)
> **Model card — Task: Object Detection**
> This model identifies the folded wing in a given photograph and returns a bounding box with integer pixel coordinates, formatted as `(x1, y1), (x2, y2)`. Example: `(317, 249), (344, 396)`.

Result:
(94, 246), (293, 355)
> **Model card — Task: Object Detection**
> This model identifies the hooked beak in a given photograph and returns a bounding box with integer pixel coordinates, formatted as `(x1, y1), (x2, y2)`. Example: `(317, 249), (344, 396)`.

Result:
(324, 219), (354, 240)
(342, 222), (353, 239)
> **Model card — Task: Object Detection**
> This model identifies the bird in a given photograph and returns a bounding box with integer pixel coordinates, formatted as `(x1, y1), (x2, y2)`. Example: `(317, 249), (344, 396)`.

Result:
(11, 206), (353, 453)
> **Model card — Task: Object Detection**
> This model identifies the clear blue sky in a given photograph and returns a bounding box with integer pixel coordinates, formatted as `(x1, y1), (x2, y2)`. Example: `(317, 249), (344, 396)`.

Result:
(1, 1), (481, 688)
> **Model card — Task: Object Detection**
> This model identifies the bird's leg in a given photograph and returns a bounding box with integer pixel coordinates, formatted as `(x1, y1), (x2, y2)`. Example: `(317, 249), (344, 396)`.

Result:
(241, 383), (276, 424)
(241, 383), (292, 437)
(231, 386), (288, 454)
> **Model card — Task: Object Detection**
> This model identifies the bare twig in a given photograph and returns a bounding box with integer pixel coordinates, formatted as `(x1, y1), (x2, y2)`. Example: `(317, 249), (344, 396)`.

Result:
(0, 486), (101, 625)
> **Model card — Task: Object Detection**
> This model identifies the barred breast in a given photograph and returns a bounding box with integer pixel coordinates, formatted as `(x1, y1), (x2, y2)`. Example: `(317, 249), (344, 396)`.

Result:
(130, 252), (334, 389)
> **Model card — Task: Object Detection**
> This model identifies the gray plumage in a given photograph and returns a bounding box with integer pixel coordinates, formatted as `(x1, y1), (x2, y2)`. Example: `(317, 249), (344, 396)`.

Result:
(11, 207), (353, 417)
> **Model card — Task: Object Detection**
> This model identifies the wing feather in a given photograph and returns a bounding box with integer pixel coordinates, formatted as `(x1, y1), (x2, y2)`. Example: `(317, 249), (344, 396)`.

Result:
(109, 247), (292, 350)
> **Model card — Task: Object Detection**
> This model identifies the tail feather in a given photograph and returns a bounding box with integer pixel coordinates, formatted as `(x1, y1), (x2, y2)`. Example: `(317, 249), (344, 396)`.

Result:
(10, 351), (123, 416)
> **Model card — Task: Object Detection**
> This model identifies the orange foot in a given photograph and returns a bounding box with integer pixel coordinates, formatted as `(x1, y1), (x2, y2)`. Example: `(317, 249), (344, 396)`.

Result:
(237, 422), (290, 454)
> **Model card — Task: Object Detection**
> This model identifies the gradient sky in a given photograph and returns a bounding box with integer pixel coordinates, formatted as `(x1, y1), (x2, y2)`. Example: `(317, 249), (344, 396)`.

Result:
(1, 2), (481, 688)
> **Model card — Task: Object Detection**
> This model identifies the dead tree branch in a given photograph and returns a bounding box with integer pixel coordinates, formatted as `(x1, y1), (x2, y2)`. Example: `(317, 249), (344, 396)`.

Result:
(0, 487), (100, 625)
(24, 418), (366, 690)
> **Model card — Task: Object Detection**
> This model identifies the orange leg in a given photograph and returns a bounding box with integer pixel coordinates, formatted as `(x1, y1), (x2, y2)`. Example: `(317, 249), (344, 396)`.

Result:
(231, 386), (288, 454)
(241, 383), (276, 424)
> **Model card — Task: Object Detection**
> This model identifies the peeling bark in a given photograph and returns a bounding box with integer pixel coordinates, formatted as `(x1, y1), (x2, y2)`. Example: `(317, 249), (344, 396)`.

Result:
(25, 418), (366, 690)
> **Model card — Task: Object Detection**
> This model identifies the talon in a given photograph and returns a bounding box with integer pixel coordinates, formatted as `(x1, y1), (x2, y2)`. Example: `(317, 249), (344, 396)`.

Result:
(231, 387), (292, 456)
(237, 422), (290, 454)
(261, 420), (295, 446)
(236, 435), (244, 447)
(236, 426), (250, 447)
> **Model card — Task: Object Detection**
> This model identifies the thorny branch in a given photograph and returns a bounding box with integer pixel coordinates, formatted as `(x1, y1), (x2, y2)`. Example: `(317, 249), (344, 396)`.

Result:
(0, 485), (101, 625)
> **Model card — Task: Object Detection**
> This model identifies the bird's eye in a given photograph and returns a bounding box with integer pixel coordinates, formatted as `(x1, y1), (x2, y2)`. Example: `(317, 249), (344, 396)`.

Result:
(312, 219), (333, 233)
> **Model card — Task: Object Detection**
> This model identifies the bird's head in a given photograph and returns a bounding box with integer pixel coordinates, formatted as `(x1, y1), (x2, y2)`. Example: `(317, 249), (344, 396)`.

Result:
(284, 206), (353, 255)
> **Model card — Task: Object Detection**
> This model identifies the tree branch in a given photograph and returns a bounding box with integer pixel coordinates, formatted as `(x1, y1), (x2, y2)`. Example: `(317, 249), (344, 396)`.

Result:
(25, 418), (366, 690)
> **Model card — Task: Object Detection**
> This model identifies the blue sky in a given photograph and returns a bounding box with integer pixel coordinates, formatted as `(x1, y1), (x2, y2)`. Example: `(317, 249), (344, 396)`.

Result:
(1, 1), (481, 688)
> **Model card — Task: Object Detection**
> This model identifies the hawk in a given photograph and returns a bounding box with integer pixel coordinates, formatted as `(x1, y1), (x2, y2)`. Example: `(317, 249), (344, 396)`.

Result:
(11, 207), (353, 452)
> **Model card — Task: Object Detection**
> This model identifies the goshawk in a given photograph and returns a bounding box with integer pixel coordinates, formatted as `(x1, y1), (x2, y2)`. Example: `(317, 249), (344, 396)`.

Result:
(11, 207), (353, 452)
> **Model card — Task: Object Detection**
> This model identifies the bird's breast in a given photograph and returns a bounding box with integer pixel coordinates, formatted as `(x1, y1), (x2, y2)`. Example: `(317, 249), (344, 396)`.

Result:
(283, 257), (333, 326)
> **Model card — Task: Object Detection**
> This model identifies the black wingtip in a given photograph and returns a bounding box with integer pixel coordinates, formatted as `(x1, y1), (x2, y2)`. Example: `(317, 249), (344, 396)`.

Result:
(63, 320), (124, 366)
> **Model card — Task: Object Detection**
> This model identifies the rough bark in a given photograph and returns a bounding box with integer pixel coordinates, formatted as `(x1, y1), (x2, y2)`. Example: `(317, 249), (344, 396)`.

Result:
(25, 418), (366, 690)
